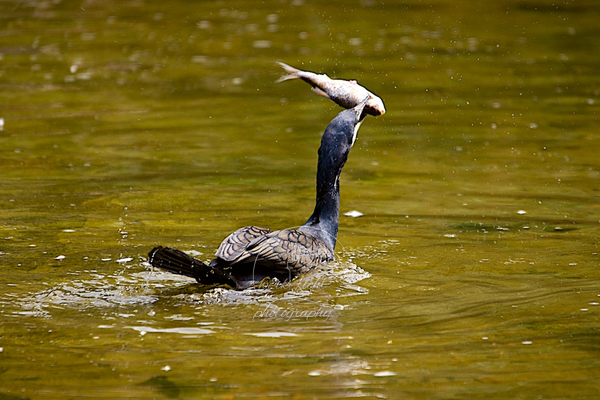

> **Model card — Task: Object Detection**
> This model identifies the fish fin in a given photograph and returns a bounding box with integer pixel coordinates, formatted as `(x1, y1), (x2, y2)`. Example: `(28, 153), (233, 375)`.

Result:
(311, 86), (331, 99)
(276, 61), (301, 83)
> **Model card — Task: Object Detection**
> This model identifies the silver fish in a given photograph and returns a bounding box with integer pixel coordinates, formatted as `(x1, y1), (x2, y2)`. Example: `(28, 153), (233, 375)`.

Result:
(277, 62), (386, 116)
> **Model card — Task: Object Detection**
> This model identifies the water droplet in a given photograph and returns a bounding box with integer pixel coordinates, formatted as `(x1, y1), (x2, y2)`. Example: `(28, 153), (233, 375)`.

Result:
(246, 332), (298, 338)
(344, 210), (363, 218)
(191, 55), (208, 64)
(374, 371), (397, 377)
(252, 40), (271, 49)
(197, 20), (211, 29)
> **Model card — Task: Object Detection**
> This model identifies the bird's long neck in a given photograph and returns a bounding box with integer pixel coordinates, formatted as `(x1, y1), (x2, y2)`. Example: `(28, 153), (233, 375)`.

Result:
(301, 136), (347, 252)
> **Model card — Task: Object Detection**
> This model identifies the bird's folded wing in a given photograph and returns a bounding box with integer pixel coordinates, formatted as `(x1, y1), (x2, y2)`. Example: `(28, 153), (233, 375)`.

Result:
(215, 225), (272, 261)
(240, 229), (334, 273)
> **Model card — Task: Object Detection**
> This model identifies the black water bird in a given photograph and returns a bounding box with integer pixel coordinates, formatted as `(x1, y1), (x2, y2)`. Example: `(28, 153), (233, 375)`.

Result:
(148, 98), (369, 289)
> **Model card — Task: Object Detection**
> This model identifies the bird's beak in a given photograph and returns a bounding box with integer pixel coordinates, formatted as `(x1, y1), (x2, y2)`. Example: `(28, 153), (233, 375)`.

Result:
(352, 96), (369, 123)
(349, 97), (369, 148)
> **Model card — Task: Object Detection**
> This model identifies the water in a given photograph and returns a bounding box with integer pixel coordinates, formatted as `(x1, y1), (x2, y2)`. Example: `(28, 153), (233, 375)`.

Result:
(1, 0), (600, 398)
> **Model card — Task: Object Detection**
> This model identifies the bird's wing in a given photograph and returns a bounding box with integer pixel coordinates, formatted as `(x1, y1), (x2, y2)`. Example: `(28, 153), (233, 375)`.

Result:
(215, 226), (272, 262)
(238, 229), (335, 274)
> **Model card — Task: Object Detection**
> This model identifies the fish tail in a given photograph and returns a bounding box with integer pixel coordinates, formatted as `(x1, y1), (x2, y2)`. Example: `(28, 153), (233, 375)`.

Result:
(276, 62), (302, 83)
(148, 246), (234, 286)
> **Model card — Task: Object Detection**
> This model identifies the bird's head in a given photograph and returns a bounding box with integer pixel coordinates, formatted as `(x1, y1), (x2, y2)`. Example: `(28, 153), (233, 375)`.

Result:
(323, 97), (368, 149)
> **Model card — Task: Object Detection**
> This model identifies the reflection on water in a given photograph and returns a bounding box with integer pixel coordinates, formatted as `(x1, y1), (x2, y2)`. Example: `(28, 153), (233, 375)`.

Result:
(2, 0), (600, 398)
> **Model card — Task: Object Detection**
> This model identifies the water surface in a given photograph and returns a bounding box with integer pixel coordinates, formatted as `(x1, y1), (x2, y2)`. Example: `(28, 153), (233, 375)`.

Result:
(1, 0), (599, 398)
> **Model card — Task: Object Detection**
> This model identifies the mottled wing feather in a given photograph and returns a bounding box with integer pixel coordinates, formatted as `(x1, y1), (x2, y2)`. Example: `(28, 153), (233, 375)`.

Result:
(215, 226), (272, 262)
(238, 229), (334, 274)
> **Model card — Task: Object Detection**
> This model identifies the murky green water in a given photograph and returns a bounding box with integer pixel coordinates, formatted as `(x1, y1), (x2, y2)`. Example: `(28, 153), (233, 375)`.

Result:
(1, 0), (599, 398)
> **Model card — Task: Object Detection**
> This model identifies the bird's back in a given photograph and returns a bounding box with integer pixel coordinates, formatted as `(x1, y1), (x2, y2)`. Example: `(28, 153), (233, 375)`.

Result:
(215, 226), (272, 261)
(212, 225), (335, 278)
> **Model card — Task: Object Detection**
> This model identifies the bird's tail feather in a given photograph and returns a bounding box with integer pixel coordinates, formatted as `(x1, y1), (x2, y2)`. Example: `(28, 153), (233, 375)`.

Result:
(276, 62), (301, 83)
(148, 246), (235, 286)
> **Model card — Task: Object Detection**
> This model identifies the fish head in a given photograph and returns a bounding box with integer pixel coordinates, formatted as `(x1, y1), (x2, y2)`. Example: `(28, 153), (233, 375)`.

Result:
(366, 95), (386, 116)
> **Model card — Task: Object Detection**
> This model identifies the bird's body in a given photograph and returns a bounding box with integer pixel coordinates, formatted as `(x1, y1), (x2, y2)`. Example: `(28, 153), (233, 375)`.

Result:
(276, 62), (386, 117)
(150, 226), (333, 289)
(148, 98), (368, 289)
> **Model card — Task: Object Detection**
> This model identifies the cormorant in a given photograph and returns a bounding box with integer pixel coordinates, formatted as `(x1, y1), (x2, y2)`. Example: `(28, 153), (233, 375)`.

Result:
(148, 98), (368, 289)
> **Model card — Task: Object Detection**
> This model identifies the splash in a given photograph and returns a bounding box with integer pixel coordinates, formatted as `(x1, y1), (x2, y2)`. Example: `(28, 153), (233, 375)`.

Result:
(8, 255), (370, 320)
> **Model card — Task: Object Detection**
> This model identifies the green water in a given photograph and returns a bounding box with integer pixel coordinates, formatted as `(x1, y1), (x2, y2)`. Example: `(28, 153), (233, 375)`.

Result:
(1, 0), (599, 398)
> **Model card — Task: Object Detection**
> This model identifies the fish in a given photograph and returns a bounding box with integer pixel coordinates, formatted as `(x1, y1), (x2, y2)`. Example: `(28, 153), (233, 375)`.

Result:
(276, 62), (386, 116)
